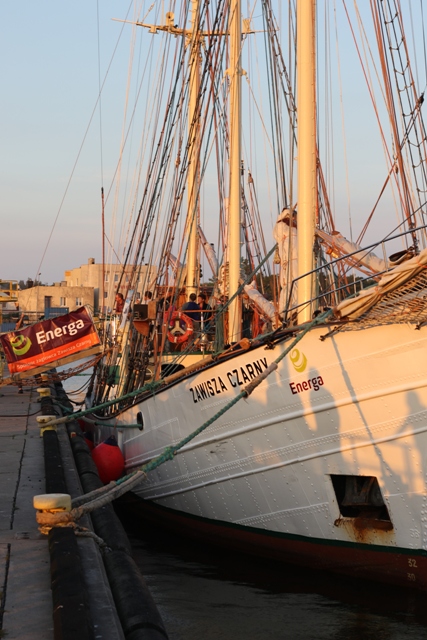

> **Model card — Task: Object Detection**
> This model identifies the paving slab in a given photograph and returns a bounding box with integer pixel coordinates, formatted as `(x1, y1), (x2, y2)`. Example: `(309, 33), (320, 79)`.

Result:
(0, 382), (54, 639)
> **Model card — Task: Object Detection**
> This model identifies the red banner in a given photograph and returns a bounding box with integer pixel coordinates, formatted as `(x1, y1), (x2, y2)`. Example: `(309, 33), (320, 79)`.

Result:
(0, 307), (100, 374)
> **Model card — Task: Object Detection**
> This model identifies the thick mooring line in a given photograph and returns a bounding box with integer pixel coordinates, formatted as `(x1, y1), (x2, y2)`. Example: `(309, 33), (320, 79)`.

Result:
(41, 389), (93, 640)
(53, 380), (169, 640)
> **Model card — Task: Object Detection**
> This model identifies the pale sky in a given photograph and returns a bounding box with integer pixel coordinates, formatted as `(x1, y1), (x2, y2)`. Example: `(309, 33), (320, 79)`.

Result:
(1, 1), (132, 284)
(2, 2), (427, 285)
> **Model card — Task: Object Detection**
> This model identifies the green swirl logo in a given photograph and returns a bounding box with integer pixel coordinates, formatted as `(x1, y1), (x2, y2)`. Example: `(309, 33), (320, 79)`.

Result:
(10, 334), (32, 356)
(290, 348), (307, 373)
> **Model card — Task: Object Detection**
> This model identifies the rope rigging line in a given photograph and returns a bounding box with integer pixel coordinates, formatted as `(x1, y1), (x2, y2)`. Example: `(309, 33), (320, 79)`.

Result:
(161, 241), (279, 367)
(1, 351), (107, 390)
(33, 0), (136, 287)
(36, 246), (274, 417)
(36, 308), (333, 532)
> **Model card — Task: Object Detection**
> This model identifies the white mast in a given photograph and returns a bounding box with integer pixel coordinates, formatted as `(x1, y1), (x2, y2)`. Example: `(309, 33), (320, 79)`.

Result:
(186, 0), (201, 295)
(296, 0), (317, 323)
(228, 0), (242, 342)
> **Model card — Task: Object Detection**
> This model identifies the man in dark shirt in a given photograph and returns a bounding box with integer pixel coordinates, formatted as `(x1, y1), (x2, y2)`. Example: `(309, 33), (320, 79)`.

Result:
(181, 293), (201, 325)
(198, 293), (212, 333)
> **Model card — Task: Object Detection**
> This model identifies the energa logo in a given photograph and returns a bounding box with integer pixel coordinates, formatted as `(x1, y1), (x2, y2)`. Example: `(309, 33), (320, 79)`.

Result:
(10, 334), (32, 356)
(290, 348), (307, 373)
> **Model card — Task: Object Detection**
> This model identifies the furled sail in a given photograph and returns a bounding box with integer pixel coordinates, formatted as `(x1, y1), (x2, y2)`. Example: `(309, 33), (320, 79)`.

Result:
(273, 208), (298, 315)
(334, 247), (427, 321)
(169, 254), (186, 284)
(243, 280), (276, 323)
(316, 230), (386, 274)
(198, 226), (218, 275)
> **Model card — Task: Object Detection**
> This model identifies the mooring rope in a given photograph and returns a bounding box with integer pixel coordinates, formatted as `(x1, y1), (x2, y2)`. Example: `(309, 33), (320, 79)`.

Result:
(36, 308), (332, 531)
(1, 351), (108, 390)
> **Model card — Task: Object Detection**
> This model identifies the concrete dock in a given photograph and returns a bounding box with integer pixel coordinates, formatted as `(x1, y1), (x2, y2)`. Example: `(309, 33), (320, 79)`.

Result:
(0, 382), (54, 639)
(0, 377), (168, 640)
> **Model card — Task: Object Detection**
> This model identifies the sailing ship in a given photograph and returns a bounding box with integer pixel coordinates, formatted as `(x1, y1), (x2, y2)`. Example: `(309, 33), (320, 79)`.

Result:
(85, 0), (427, 589)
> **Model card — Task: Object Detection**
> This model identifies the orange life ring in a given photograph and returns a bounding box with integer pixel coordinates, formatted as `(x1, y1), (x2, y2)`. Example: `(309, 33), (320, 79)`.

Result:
(166, 311), (194, 344)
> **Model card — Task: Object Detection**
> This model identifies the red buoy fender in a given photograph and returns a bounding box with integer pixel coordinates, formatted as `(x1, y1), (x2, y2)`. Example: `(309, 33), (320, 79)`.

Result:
(92, 435), (125, 484)
(166, 311), (193, 344)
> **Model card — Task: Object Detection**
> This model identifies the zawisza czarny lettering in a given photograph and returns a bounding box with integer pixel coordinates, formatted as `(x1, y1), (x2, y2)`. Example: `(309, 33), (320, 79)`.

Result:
(189, 357), (269, 403)
(189, 356), (325, 403)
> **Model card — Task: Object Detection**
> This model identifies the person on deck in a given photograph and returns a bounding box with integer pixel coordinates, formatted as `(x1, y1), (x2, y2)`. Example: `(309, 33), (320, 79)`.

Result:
(214, 295), (228, 351)
(198, 293), (213, 334)
(114, 293), (125, 313)
(242, 296), (254, 339)
(181, 293), (201, 329)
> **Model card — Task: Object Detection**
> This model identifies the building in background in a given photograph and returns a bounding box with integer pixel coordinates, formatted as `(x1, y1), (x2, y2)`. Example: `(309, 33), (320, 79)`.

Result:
(64, 258), (156, 313)
(17, 283), (94, 319)
(2, 259), (156, 325)
(0, 280), (19, 300)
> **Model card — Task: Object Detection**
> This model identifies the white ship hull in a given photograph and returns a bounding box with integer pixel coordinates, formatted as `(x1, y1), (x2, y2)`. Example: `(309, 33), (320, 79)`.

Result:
(98, 321), (427, 588)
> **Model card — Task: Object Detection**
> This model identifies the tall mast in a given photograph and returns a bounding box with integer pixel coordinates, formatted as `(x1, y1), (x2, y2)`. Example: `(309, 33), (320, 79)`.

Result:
(296, 0), (317, 323)
(228, 0), (242, 342)
(186, 0), (201, 295)
(132, 9), (202, 295)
